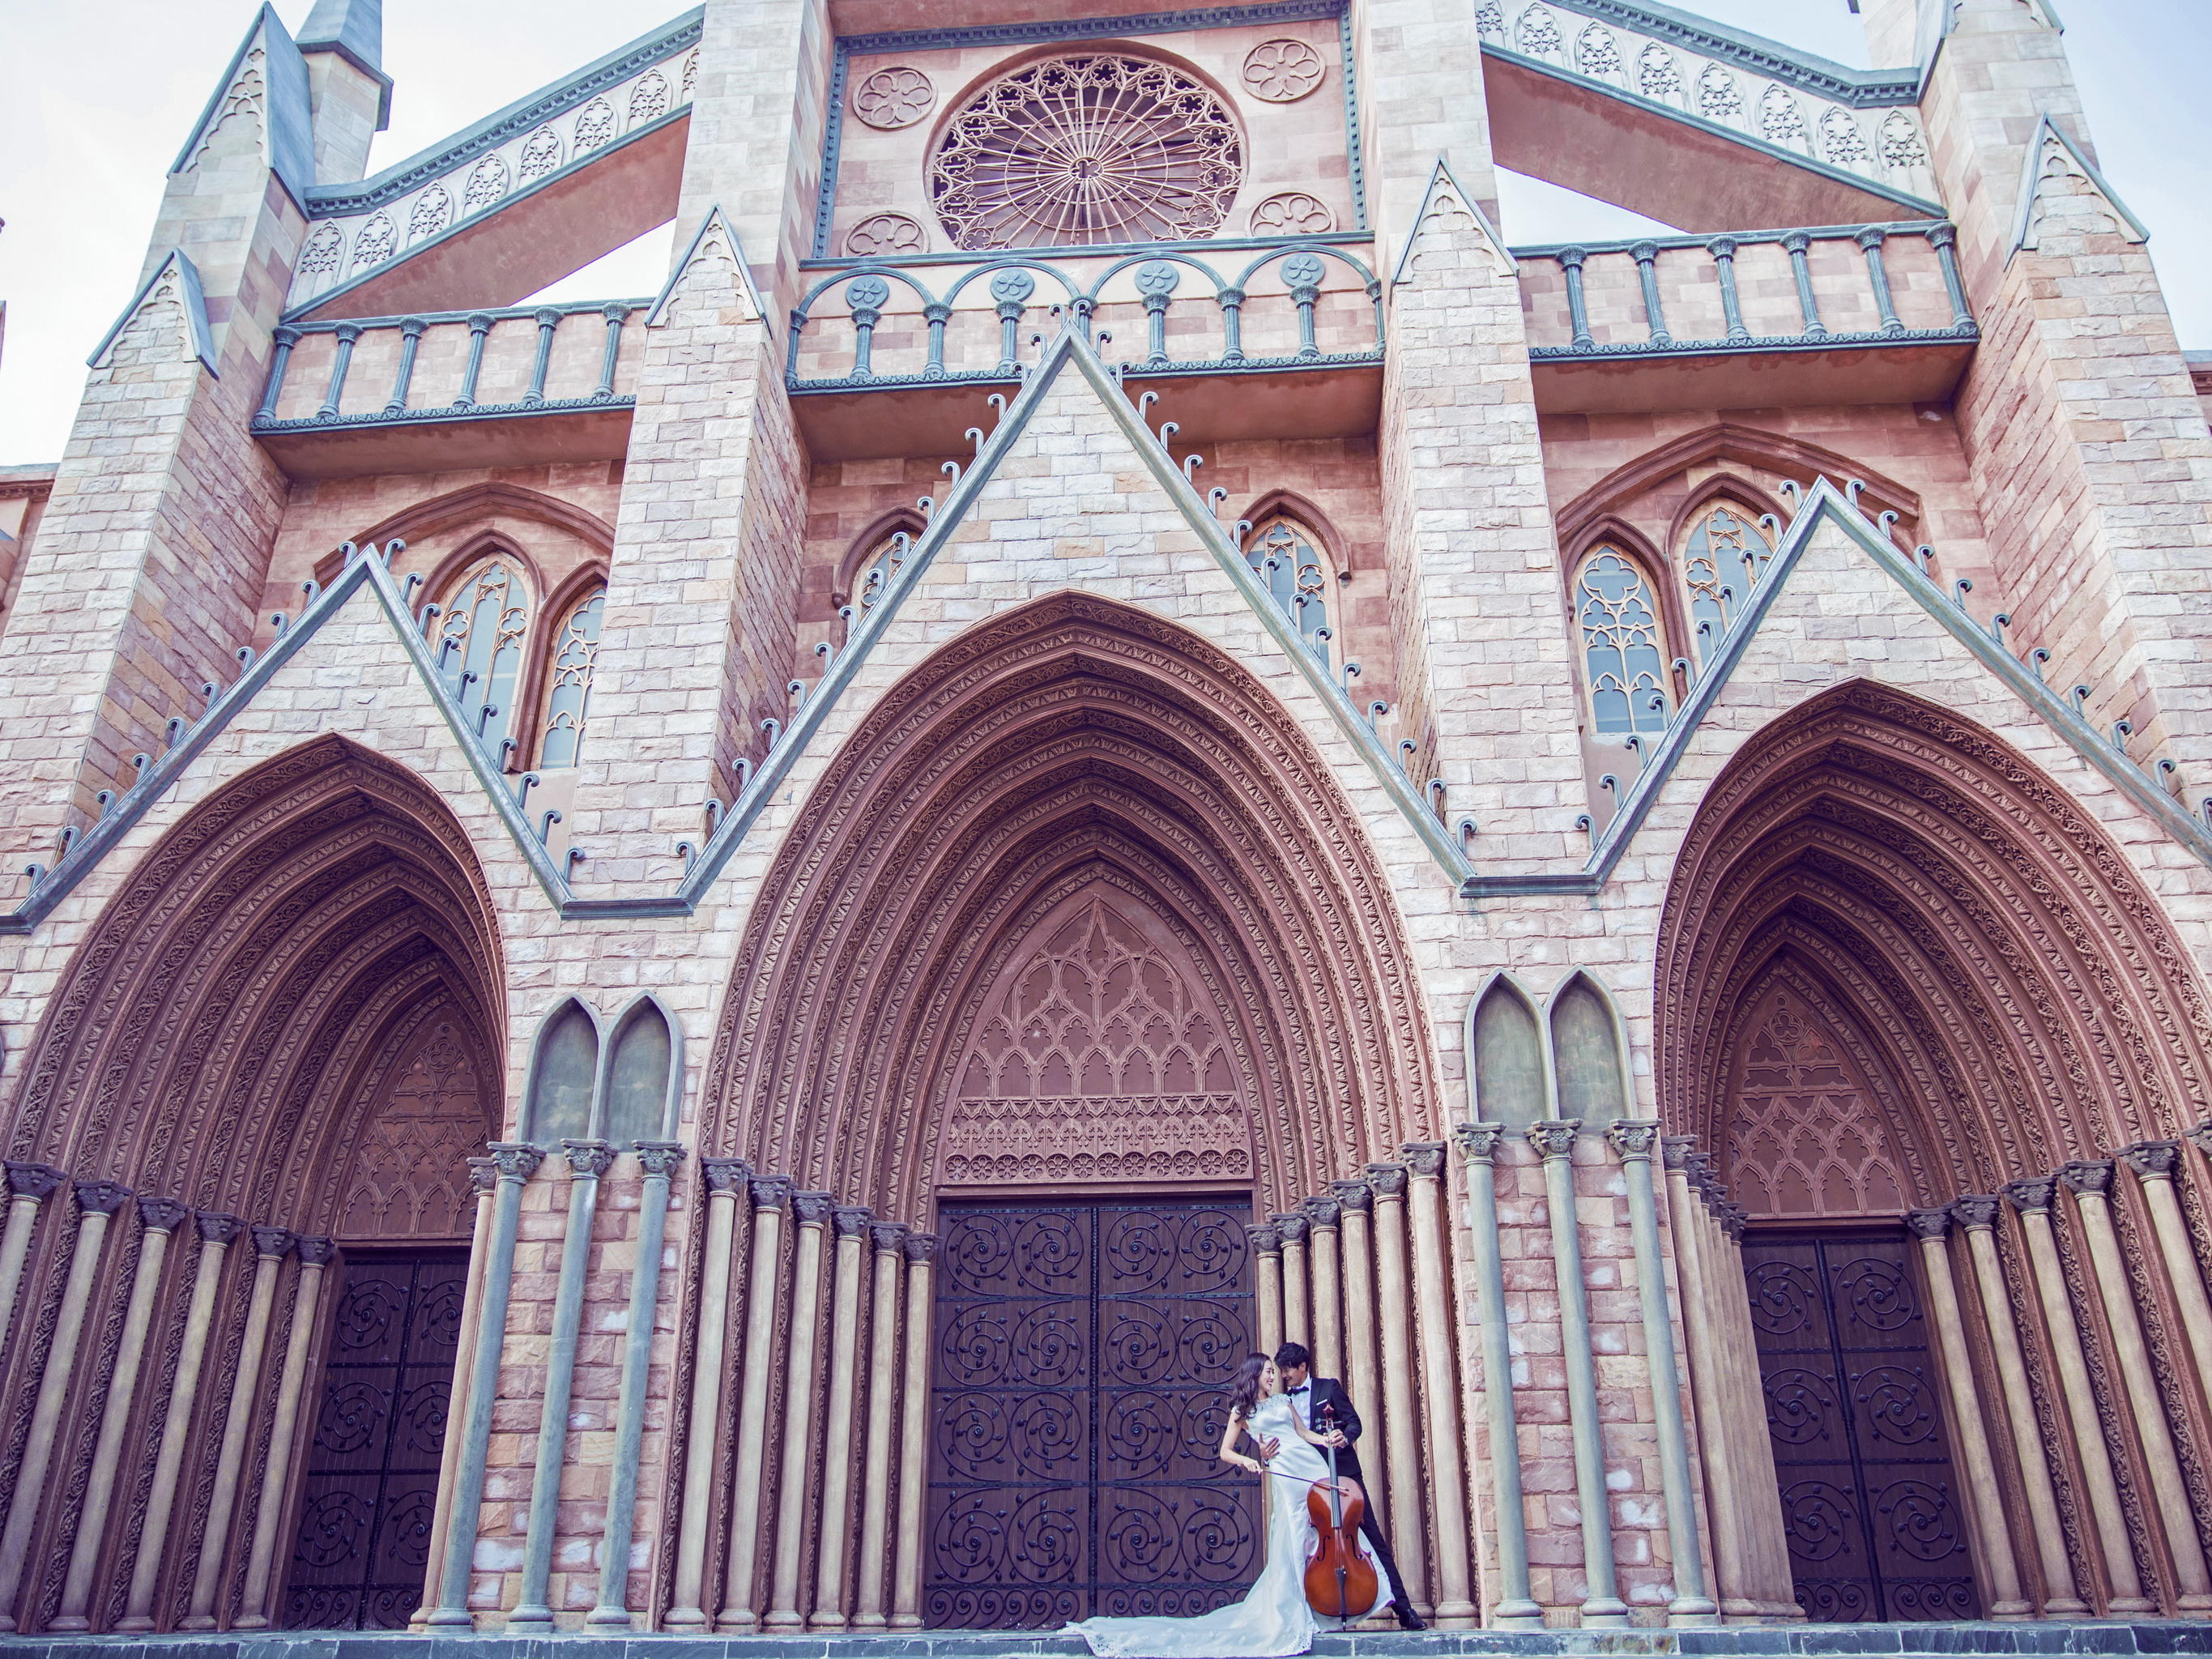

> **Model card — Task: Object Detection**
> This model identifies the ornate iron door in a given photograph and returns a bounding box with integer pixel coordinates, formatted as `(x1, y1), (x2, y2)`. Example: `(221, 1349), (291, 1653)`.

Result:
(1741, 1230), (1978, 1622)
(927, 1200), (1259, 1627)
(283, 1250), (467, 1628)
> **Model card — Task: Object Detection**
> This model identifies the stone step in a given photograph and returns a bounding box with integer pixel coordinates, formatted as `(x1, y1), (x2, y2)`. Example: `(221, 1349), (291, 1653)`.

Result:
(0, 1623), (2205, 1659)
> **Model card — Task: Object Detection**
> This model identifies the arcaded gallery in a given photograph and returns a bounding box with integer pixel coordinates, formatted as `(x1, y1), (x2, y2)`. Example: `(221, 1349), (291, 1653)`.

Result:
(1, 0), (2211, 1648)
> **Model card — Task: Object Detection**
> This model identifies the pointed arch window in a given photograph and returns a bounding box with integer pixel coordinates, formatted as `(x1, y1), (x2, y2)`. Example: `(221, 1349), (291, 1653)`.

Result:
(435, 557), (531, 745)
(1242, 518), (1333, 652)
(1681, 502), (1771, 652)
(1575, 548), (1668, 735)
(538, 585), (605, 769)
(847, 525), (920, 616)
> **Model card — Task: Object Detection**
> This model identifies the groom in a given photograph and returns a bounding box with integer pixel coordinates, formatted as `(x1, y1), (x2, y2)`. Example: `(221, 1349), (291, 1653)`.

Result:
(1264, 1341), (1426, 1631)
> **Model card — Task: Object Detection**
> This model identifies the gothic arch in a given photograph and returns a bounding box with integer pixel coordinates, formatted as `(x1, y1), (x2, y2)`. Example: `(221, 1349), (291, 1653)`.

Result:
(341, 480), (616, 562)
(1239, 489), (1352, 574)
(833, 510), (927, 605)
(702, 591), (1441, 1222)
(1655, 680), (2212, 1196)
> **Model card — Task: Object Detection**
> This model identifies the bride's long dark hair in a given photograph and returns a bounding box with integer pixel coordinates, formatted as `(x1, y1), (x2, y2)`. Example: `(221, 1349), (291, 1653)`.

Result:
(1228, 1353), (1271, 1420)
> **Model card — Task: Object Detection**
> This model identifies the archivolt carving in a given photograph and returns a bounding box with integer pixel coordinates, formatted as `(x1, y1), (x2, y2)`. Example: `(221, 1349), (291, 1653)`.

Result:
(702, 593), (1438, 1221)
(1657, 682), (2212, 1195)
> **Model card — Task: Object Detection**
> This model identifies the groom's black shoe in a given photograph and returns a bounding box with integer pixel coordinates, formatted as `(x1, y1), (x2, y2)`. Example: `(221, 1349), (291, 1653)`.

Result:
(1392, 1601), (1426, 1631)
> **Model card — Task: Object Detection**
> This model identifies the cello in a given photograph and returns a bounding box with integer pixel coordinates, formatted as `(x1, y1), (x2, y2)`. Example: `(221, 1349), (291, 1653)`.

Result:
(1300, 1403), (1380, 1622)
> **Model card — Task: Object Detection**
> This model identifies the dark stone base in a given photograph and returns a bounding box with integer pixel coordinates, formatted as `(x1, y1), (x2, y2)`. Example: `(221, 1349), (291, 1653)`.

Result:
(0, 1623), (2204, 1659)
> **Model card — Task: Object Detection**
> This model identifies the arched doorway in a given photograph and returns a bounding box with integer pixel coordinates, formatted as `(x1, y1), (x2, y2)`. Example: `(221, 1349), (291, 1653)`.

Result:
(701, 593), (1442, 1627)
(0, 736), (502, 1634)
(1656, 680), (2212, 1622)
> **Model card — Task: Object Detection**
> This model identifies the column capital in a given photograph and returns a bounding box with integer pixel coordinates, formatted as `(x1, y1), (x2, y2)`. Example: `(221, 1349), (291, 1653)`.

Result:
(1362, 1162), (1407, 1199)
(833, 1205), (873, 1240)
(1628, 239), (1660, 263)
(1855, 226), (1890, 249)
(1525, 1120), (1580, 1162)
(2058, 1159), (2116, 1198)
(1328, 1178), (1373, 1213)
(1660, 1135), (1698, 1172)
(1780, 229), (1813, 254)
(2002, 1176), (2057, 1214)
(1556, 245), (1588, 269)
(751, 1175), (793, 1210)
(870, 1221), (908, 1255)
(2116, 1141), (2180, 1182)
(1948, 1195), (2001, 1231)
(902, 1230), (940, 1265)
(1452, 1122), (1506, 1163)
(251, 1225), (297, 1259)
(3, 1162), (65, 1201)
(2187, 1120), (2212, 1159)
(1606, 1120), (1660, 1161)
(1904, 1207), (1953, 1241)
(196, 1211), (247, 1245)
(74, 1179), (134, 1216)
(791, 1191), (837, 1227)
(561, 1138), (617, 1179)
(1300, 1195), (1341, 1230)
(633, 1141), (688, 1178)
(1925, 221), (1958, 249)
(1705, 235), (1739, 258)
(701, 1156), (753, 1194)
(467, 1155), (501, 1196)
(137, 1196), (193, 1234)
(296, 1237), (339, 1267)
(488, 1142), (546, 1182)
(1400, 1141), (1447, 1178)
(1246, 1222), (1282, 1255)
(1271, 1211), (1310, 1245)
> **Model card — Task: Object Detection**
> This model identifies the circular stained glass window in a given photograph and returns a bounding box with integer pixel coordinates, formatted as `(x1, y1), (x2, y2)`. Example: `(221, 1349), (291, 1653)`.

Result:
(928, 55), (1244, 250)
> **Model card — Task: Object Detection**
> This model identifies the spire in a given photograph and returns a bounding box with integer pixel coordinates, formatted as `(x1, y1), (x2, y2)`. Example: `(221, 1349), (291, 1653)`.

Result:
(296, 0), (382, 75)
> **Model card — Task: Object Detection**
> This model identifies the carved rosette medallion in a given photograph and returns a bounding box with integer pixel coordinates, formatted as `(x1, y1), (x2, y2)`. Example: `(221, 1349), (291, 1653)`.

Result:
(852, 66), (936, 129)
(842, 212), (927, 259)
(1241, 38), (1326, 102)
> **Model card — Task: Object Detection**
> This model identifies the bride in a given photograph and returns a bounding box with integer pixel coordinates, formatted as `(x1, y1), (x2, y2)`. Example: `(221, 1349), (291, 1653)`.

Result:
(1067, 1354), (1397, 1658)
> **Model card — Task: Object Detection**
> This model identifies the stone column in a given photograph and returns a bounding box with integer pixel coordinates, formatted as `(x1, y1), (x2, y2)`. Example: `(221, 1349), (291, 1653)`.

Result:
(181, 1222), (292, 1630)
(2117, 1142), (2212, 1427)
(667, 1156), (752, 1631)
(2059, 1160), (2212, 1609)
(1950, 1196), (2087, 1614)
(1999, 1179), (2146, 1611)
(891, 1231), (938, 1630)
(50, 1195), (190, 1630)
(237, 1237), (335, 1628)
(765, 1192), (834, 1630)
(853, 1221), (906, 1631)
(0, 1165), (63, 1356)
(1527, 1124), (1628, 1627)
(120, 1210), (245, 1631)
(1908, 1208), (2032, 1616)
(1331, 1179), (1387, 1529)
(1451, 1127), (1541, 1628)
(718, 1174), (791, 1631)
(811, 1205), (872, 1628)
(412, 1158), (498, 1629)
(1607, 1123), (1715, 1625)
(510, 1139), (616, 1631)
(1365, 1162), (1427, 1611)
(1248, 1221), (1284, 1358)
(1663, 1141), (1750, 1616)
(590, 1141), (687, 1628)
(1275, 1212), (1311, 1350)
(0, 1179), (132, 1629)
(429, 1142), (543, 1628)
(1303, 1195), (1344, 1380)
(1403, 1143), (1477, 1627)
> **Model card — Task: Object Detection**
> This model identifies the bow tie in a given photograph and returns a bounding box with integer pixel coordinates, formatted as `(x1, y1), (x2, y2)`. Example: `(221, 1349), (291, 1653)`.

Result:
(1286, 1384), (1309, 1394)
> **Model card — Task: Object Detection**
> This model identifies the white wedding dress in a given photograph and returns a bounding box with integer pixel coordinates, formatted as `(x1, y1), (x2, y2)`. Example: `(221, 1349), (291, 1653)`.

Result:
(1066, 1392), (1396, 1658)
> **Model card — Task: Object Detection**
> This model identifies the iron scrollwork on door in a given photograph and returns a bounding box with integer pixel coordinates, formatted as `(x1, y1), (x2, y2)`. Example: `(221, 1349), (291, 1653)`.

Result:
(927, 1201), (1258, 1627)
(283, 1252), (467, 1629)
(1742, 1232), (1977, 1623)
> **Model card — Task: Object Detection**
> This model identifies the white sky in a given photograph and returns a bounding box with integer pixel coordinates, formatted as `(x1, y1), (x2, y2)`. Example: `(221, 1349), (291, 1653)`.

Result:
(1, 0), (2206, 464)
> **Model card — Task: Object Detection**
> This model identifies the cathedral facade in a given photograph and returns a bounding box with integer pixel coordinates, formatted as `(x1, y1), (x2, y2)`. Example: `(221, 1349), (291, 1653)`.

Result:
(2, 0), (2212, 1639)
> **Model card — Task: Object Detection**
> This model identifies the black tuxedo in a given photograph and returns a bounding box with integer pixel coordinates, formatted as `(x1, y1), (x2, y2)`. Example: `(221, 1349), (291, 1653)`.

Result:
(1281, 1377), (1413, 1621)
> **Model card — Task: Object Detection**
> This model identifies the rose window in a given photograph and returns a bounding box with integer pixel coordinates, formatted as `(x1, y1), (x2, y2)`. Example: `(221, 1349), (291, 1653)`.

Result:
(928, 55), (1243, 249)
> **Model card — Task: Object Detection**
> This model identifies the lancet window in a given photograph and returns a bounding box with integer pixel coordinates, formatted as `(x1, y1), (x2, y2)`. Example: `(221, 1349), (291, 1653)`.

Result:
(1242, 517), (1332, 653)
(1575, 548), (1668, 734)
(433, 557), (531, 747)
(537, 586), (605, 769)
(1681, 501), (1771, 650)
